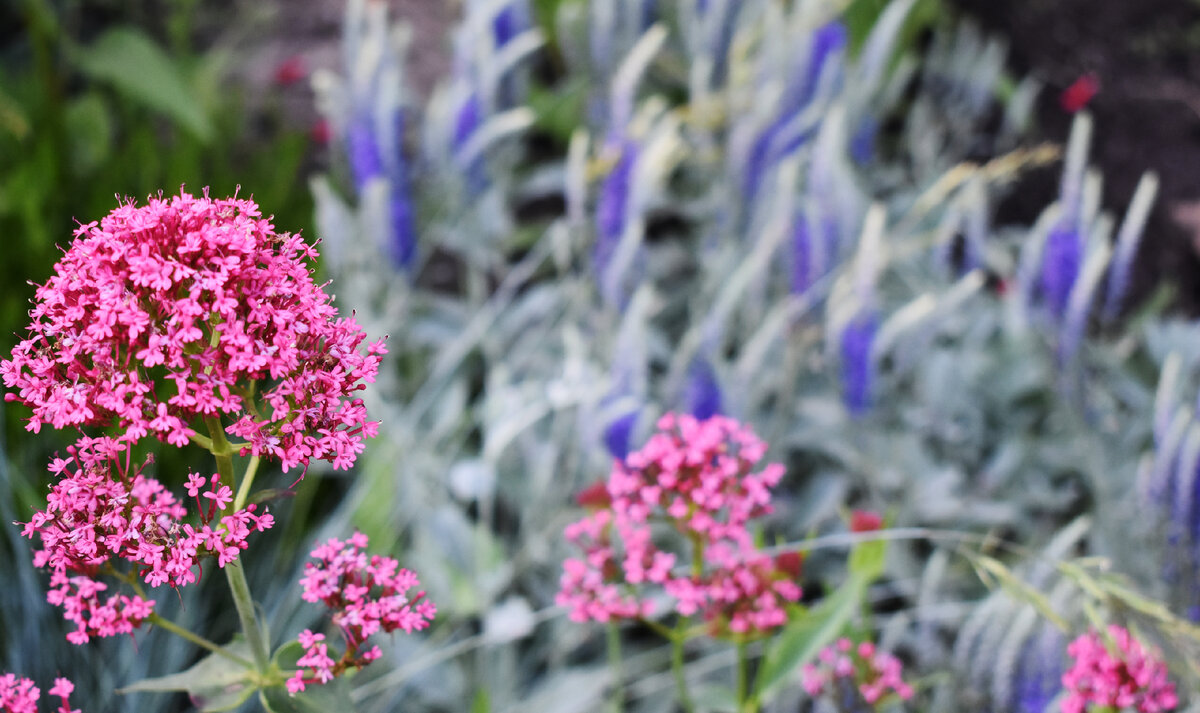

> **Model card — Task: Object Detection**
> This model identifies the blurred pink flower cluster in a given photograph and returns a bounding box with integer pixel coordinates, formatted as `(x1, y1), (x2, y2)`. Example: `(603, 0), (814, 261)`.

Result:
(802, 637), (914, 705)
(558, 413), (800, 636)
(0, 674), (78, 713)
(1, 190), (385, 470)
(23, 436), (273, 643)
(288, 533), (436, 693)
(1062, 625), (1177, 713)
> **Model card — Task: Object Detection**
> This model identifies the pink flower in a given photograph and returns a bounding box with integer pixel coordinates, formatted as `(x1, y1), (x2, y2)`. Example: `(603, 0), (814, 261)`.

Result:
(1, 189), (385, 472)
(23, 437), (273, 641)
(0, 673), (81, 713)
(802, 637), (913, 705)
(290, 533), (434, 693)
(1061, 625), (1177, 713)
(559, 414), (799, 634)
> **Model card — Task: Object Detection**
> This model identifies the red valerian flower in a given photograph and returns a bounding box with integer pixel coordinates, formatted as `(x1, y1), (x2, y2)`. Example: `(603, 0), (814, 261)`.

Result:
(1, 189), (385, 472)
(289, 533), (435, 693)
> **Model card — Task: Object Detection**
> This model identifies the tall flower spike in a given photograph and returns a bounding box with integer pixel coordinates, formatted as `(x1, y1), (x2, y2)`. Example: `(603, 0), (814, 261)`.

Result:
(840, 308), (878, 417)
(742, 20), (846, 203)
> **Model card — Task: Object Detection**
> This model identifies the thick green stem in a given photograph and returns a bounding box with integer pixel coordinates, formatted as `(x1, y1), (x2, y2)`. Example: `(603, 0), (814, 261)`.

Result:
(205, 415), (235, 487)
(204, 416), (268, 672)
(671, 626), (694, 713)
(148, 613), (254, 668)
(224, 560), (270, 673)
(607, 622), (625, 713)
(233, 455), (260, 512)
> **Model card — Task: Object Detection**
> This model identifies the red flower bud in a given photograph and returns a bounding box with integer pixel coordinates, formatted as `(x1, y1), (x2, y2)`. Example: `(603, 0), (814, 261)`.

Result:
(850, 510), (883, 533)
(274, 55), (309, 86)
(575, 480), (612, 509)
(1060, 74), (1099, 113)
(774, 550), (804, 580)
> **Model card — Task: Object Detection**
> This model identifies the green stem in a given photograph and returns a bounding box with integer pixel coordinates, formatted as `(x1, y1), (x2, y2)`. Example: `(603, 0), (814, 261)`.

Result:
(148, 613), (254, 668)
(233, 455), (260, 511)
(224, 559), (270, 673)
(671, 625), (694, 713)
(205, 415), (235, 486)
(607, 622), (625, 713)
(205, 416), (269, 672)
(736, 640), (755, 713)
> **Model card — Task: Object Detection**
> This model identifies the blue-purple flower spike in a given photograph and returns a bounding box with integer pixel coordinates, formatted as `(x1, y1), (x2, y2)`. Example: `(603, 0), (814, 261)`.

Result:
(1038, 220), (1082, 318)
(347, 113), (385, 191)
(841, 310), (878, 416)
(1011, 625), (1066, 713)
(594, 140), (639, 304)
(685, 356), (723, 420)
(384, 111), (417, 270)
(792, 214), (814, 294)
(850, 115), (878, 166)
(604, 409), (639, 460)
(791, 21), (848, 112)
(742, 21), (846, 203)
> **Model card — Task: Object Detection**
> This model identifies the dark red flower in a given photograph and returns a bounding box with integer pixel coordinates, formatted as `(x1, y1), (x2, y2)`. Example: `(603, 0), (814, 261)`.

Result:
(575, 480), (612, 509)
(274, 55), (309, 86)
(1060, 74), (1099, 113)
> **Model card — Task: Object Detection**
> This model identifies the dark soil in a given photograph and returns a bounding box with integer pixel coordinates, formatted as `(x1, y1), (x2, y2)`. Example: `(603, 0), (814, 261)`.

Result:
(953, 0), (1200, 314)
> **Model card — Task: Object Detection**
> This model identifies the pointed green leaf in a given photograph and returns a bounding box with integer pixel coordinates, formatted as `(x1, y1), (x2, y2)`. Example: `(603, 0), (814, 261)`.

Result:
(754, 574), (868, 699)
(72, 27), (213, 141)
(118, 637), (255, 712)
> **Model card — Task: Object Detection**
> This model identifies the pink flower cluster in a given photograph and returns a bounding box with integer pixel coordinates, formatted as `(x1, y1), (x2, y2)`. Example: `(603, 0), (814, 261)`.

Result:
(288, 533), (436, 693)
(1061, 625), (1177, 713)
(0, 674), (79, 713)
(1, 189), (385, 471)
(557, 413), (801, 636)
(22, 436), (273, 644)
(801, 638), (914, 705)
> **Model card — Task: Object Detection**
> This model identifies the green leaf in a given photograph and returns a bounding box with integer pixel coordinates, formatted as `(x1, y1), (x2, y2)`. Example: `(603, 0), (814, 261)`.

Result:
(753, 574), (867, 699)
(118, 637), (255, 712)
(72, 27), (214, 142)
(0, 83), (30, 139)
(262, 641), (356, 713)
(64, 93), (112, 175)
(847, 537), (887, 583)
(528, 79), (588, 144)
(470, 688), (491, 713)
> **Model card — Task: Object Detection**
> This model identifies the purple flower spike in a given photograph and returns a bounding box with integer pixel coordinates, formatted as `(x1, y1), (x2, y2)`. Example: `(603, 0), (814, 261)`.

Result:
(604, 409), (639, 460)
(850, 115), (878, 166)
(792, 214), (814, 294)
(454, 92), (483, 153)
(1012, 625), (1067, 713)
(594, 141), (639, 299)
(793, 22), (847, 110)
(347, 113), (385, 191)
(493, 6), (520, 47)
(686, 357), (723, 420)
(840, 310), (878, 417)
(1038, 221), (1082, 318)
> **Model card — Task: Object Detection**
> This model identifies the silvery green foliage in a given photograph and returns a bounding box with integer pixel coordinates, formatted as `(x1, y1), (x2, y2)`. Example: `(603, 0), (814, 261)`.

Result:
(306, 1), (1185, 711)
